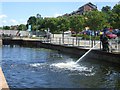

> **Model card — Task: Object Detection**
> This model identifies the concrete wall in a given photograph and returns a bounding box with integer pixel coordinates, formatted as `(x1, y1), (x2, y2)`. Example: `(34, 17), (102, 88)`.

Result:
(21, 40), (120, 65)
(0, 67), (9, 89)
(2, 39), (120, 65)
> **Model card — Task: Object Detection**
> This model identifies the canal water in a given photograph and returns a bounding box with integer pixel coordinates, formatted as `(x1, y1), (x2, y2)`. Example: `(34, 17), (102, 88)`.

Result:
(1, 46), (120, 88)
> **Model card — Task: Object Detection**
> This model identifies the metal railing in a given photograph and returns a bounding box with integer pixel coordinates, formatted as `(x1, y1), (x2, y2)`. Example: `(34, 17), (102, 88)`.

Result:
(1, 35), (120, 52)
(109, 37), (120, 52)
(40, 37), (120, 52)
(39, 37), (100, 48)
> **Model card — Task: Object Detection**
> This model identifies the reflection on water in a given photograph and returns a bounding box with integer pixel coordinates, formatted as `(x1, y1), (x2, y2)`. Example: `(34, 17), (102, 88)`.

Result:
(1, 46), (120, 88)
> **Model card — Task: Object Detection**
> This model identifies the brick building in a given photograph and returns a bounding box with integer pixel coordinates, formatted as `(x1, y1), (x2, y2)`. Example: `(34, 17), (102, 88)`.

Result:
(63, 2), (97, 16)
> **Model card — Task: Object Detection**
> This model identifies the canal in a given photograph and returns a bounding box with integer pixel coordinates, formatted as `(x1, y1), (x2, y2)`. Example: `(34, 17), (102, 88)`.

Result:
(1, 46), (120, 88)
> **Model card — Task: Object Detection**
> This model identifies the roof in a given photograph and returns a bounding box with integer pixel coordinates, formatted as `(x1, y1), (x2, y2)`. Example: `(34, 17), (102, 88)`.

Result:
(79, 2), (97, 10)
(62, 2), (97, 16)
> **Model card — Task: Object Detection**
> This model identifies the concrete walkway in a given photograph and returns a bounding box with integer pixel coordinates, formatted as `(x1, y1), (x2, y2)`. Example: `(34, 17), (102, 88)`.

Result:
(0, 67), (9, 90)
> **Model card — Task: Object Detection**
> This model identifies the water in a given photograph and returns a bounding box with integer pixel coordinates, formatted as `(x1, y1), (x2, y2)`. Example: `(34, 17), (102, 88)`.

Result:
(1, 46), (120, 88)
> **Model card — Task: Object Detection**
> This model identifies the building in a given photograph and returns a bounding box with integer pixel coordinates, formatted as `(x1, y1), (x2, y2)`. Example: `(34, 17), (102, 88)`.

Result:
(63, 2), (97, 16)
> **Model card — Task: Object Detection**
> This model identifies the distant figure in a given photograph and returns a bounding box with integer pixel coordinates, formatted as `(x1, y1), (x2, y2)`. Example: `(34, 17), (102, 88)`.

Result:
(9, 34), (12, 38)
(100, 33), (109, 52)
(2, 33), (5, 37)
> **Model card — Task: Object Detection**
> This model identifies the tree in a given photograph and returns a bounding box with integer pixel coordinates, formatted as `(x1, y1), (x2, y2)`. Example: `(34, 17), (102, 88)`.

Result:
(57, 17), (70, 43)
(69, 15), (85, 33)
(69, 15), (85, 44)
(27, 16), (36, 30)
(3, 26), (10, 30)
(0, 27), (3, 29)
(18, 24), (27, 30)
(110, 4), (120, 29)
(101, 6), (111, 13)
(36, 13), (41, 18)
(84, 10), (108, 45)
(85, 10), (108, 31)
(36, 14), (44, 31)
(42, 17), (58, 37)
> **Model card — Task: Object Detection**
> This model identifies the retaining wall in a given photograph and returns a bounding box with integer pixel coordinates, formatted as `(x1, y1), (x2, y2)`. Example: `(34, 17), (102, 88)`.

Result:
(2, 38), (120, 65)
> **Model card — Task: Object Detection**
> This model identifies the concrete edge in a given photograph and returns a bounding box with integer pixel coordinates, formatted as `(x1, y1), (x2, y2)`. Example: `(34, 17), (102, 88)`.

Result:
(0, 67), (9, 90)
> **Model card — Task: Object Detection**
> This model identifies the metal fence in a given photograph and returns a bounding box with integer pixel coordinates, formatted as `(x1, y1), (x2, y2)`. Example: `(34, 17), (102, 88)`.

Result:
(39, 37), (99, 48)
(1, 34), (120, 53)
(39, 37), (120, 52)
(109, 37), (120, 52)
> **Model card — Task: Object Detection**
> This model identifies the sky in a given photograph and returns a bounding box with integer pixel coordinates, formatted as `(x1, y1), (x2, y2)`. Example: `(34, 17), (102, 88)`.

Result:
(0, 0), (119, 27)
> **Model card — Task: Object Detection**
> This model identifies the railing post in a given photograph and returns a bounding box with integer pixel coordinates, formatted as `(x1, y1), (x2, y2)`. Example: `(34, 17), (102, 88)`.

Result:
(49, 37), (51, 43)
(78, 38), (79, 46)
(100, 41), (102, 50)
(91, 40), (93, 47)
(84, 38), (86, 47)
(68, 38), (69, 45)
(72, 38), (74, 46)
(59, 38), (61, 45)
(117, 38), (119, 52)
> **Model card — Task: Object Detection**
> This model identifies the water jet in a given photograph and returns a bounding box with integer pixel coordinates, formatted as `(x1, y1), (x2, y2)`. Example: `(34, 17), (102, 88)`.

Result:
(75, 41), (100, 63)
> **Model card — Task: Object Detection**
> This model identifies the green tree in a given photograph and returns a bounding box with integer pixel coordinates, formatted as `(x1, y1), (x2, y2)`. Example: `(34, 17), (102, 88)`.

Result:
(18, 24), (27, 30)
(84, 10), (108, 45)
(69, 15), (85, 33)
(3, 26), (10, 30)
(110, 4), (120, 29)
(27, 16), (36, 30)
(42, 17), (60, 37)
(36, 14), (44, 31)
(0, 27), (3, 29)
(69, 15), (85, 44)
(85, 10), (108, 31)
(101, 6), (111, 13)
(57, 17), (70, 43)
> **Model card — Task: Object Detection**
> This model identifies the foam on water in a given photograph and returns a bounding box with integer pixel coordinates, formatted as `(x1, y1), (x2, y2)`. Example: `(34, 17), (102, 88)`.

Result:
(30, 61), (95, 76)
(30, 63), (46, 68)
(50, 61), (95, 76)
(51, 61), (77, 69)
(50, 61), (93, 72)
